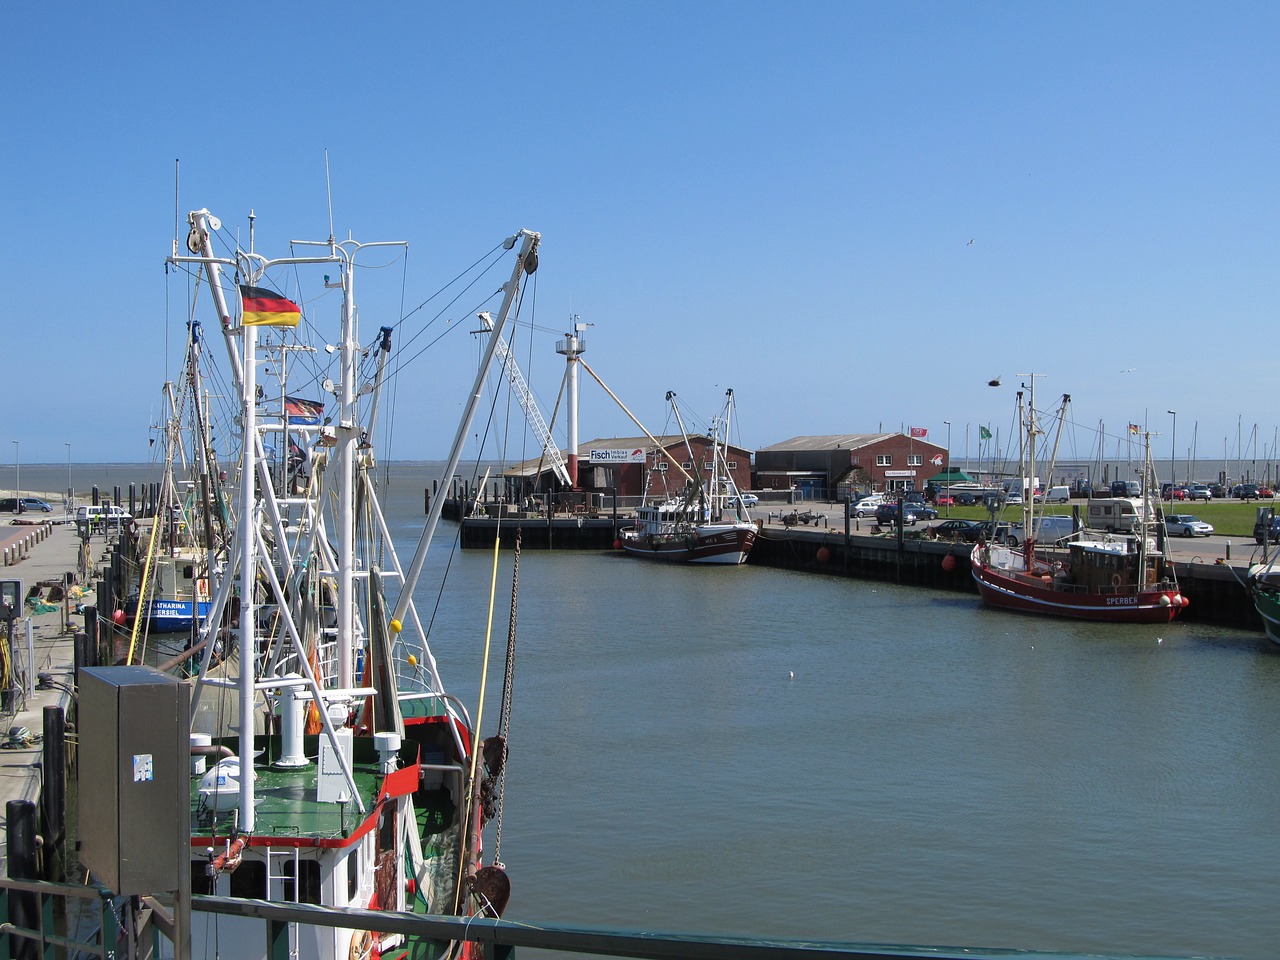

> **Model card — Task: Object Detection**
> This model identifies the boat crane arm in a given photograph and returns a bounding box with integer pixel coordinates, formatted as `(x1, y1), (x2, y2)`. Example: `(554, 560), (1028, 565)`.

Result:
(577, 359), (697, 486)
(392, 230), (542, 627)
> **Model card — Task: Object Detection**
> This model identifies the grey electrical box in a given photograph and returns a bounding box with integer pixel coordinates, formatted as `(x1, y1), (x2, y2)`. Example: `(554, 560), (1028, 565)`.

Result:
(79, 666), (190, 895)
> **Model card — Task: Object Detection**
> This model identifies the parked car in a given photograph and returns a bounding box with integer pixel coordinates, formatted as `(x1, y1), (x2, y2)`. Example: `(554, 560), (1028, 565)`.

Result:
(0, 497), (53, 513)
(930, 519), (977, 540)
(964, 520), (1020, 544)
(903, 491), (926, 505)
(1254, 513), (1280, 545)
(727, 493), (759, 508)
(955, 493), (980, 506)
(1161, 487), (1186, 501)
(849, 496), (883, 518)
(1187, 485), (1212, 501)
(874, 501), (937, 525)
(1235, 484), (1260, 500)
(1005, 493), (1024, 505)
(1164, 514), (1214, 538)
(1210, 483), (1229, 499)
(1260, 486), (1275, 498)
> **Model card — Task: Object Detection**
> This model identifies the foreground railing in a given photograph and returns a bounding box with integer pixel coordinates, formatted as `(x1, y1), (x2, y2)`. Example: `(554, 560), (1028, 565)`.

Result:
(0, 877), (1217, 960)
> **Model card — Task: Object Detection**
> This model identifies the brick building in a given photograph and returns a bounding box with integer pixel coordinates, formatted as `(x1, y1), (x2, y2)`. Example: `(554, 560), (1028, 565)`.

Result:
(755, 433), (948, 499)
(503, 434), (753, 500)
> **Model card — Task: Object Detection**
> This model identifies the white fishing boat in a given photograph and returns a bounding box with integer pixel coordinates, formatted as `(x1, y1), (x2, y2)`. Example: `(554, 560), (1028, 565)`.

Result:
(619, 389), (758, 564)
(162, 208), (541, 958)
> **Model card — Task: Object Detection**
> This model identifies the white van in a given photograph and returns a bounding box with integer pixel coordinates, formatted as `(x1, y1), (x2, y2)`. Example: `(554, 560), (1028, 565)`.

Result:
(1086, 498), (1144, 533)
(1042, 485), (1070, 504)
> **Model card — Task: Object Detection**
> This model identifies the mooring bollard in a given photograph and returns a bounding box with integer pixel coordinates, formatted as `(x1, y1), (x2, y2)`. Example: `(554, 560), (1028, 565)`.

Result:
(1226, 540), (1232, 560)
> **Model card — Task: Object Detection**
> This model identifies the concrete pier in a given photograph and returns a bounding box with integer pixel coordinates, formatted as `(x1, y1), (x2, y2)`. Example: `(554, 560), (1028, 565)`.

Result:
(0, 520), (97, 867)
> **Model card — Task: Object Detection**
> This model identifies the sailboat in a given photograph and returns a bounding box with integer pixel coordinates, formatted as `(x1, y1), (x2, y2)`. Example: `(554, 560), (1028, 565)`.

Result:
(970, 384), (1188, 623)
(165, 208), (540, 958)
(618, 389), (758, 564)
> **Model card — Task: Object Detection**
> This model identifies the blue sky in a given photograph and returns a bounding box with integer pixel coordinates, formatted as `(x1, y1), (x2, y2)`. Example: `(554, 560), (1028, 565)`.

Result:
(4, 2), (1279, 475)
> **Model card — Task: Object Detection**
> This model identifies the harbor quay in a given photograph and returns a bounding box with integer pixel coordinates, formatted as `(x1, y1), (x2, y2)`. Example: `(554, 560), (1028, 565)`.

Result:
(0, 518), (93, 869)
(452, 497), (1261, 629)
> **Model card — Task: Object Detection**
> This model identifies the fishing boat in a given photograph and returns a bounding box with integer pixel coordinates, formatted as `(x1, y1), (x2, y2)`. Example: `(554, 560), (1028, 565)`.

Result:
(1245, 508), (1280, 645)
(162, 208), (540, 958)
(970, 383), (1187, 623)
(618, 389), (757, 564)
(123, 320), (226, 643)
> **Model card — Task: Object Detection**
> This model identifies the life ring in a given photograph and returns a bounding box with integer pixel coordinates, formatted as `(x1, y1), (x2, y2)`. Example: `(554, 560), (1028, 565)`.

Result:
(1111, 573), (1123, 587)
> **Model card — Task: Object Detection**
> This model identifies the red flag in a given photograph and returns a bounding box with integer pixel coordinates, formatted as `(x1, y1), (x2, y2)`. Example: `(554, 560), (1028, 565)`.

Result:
(909, 426), (927, 438)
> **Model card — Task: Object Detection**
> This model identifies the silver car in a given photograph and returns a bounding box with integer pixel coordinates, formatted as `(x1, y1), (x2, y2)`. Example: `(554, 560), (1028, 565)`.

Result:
(1165, 514), (1213, 537)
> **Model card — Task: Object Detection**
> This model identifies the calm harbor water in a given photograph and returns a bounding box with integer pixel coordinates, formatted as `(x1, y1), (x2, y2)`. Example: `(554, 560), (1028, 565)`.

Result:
(17, 463), (1280, 958)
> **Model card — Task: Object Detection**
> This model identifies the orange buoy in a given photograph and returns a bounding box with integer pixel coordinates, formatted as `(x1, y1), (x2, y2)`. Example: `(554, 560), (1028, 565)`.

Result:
(112, 609), (126, 625)
(816, 546), (831, 563)
(941, 553), (957, 572)
(613, 539), (622, 550)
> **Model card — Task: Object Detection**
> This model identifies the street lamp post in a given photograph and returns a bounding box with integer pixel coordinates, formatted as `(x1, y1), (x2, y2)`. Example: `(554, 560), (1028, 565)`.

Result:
(943, 420), (952, 515)
(65, 442), (72, 508)
(1167, 410), (1177, 487)
(11, 441), (18, 504)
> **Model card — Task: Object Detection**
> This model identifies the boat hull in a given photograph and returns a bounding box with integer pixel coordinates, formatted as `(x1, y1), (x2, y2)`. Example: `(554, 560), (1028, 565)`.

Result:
(126, 597), (212, 633)
(619, 523), (757, 564)
(971, 545), (1183, 623)
(1249, 579), (1280, 646)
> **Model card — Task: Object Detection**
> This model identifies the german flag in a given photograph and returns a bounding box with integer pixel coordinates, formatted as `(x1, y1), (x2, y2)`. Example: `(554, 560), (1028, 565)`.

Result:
(239, 285), (301, 327)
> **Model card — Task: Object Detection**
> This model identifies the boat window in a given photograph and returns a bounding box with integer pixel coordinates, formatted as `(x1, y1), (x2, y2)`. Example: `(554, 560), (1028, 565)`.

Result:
(183, 565), (195, 579)
(191, 860), (215, 895)
(348, 849), (360, 900)
(283, 859), (322, 904)
(229, 859), (266, 899)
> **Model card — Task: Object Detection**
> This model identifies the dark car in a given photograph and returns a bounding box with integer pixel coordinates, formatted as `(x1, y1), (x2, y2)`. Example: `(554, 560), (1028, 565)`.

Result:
(875, 502), (915, 525)
(930, 519), (978, 540)
(1255, 513), (1280, 545)
(955, 492), (979, 506)
(963, 520), (1020, 544)
(0, 497), (53, 513)
(875, 501), (936, 526)
(1235, 484), (1260, 501)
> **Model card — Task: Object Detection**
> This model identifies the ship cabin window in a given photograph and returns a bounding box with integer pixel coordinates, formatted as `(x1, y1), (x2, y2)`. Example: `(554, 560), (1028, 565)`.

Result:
(229, 859), (267, 899)
(876, 455), (892, 467)
(283, 859), (322, 904)
(348, 848), (360, 900)
(183, 564), (195, 580)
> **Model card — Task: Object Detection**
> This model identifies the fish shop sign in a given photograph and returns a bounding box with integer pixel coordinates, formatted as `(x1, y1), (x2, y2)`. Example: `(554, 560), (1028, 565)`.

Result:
(590, 448), (646, 463)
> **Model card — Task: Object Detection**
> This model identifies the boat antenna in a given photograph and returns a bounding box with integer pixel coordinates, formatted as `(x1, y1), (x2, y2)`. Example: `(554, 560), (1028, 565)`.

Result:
(325, 149), (335, 242)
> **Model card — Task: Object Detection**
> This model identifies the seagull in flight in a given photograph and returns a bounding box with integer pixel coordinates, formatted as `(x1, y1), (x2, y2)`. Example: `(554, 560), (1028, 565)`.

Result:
(967, 238), (975, 245)
(1120, 367), (1136, 373)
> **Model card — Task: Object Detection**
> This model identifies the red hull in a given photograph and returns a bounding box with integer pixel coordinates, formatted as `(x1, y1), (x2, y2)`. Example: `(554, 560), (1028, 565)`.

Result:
(971, 545), (1185, 623)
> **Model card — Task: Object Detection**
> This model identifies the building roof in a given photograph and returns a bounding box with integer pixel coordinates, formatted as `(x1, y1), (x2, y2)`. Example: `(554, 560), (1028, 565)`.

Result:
(501, 435), (750, 478)
(757, 433), (899, 453)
